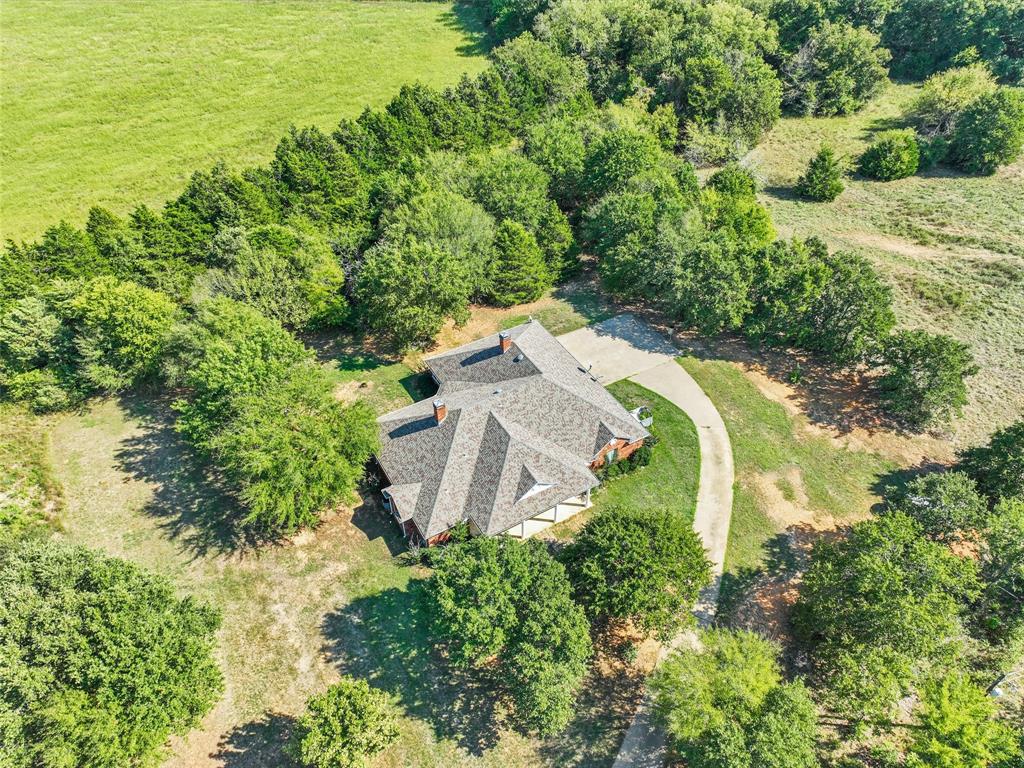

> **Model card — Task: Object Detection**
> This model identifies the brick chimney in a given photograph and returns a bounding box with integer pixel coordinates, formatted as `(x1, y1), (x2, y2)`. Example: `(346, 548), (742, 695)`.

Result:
(433, 399), (447, 424)
(498, 331), (512, 354)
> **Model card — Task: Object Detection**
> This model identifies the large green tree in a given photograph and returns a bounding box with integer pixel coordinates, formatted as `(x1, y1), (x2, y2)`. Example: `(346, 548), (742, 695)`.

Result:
(979, 497), (1024, 641)
(876, 330), (978, 429)
(355, 237), (472, 350)
(166, 297), (310, 447)
(560, 505), (712, 638)
(428, 536), (592, 735)
(208, 365), (378, 531)
(883, 470), (989, 543)
(783, 20), (890, 116)
(909, 673), (1020, 768)
(488, 220), (551, 306)
(794, 512), (980, 720)
(949, 88), (1024, 174)
(651, 629), (818, 768)
(0, 540), (222, 768)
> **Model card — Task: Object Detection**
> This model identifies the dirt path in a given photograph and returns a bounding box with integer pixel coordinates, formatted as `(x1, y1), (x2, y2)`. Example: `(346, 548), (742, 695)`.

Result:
(558, 315), (735, 768)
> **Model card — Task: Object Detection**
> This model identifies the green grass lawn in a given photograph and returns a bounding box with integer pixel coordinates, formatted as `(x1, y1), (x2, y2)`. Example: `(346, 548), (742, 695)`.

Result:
(1, 0), (488, 241)
(549, 380), (701, 539)
(744, 82), (1024, 442)
(678, 357), (895, 613)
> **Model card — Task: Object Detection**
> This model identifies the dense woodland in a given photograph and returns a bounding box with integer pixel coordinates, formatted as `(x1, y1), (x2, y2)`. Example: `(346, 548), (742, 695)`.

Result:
(1, 0), (1023, 766)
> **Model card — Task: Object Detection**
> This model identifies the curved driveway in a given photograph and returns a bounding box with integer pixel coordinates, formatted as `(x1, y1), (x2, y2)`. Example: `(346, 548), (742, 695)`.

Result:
(557, 314), (735, 768)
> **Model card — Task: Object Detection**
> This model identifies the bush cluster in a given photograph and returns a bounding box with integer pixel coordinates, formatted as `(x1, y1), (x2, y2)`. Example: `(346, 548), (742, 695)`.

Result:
(858, 129), (920, 180)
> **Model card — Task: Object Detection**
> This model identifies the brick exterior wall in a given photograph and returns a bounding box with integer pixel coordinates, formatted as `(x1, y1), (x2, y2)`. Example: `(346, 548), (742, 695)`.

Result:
(590, 437), (644, 470)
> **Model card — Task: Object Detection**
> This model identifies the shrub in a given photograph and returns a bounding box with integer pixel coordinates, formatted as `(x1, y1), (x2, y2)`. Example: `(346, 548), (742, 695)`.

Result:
(883, 470), (989, 542)
(858, 129), (920, 180)
(288, 678), (399, 768)
(876, 330), (978, 429)
(959, 419), (1024, 502)
(949, 88), (1024, 174)
(428, 537), (592, 735)
(0, 540), (222, 768)
(487, 219), (551, 306)
(560, 504), (711, 638)
(795, 145), (845, 200)
(908, 63), (998, 137)
(651, 629), (819, 768)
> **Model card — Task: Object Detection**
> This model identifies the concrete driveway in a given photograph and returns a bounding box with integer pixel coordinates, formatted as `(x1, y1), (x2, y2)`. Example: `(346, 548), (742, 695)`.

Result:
(559, 314), (735, 768)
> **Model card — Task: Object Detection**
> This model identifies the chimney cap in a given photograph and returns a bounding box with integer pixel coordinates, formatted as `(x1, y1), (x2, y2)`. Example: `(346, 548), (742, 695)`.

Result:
(498, 330), (510, 339)
(432, 398), (444, 408)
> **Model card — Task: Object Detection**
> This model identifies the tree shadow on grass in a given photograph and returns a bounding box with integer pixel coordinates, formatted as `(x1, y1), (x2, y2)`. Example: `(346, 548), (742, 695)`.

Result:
(113, 394), (274, 559)
(212, 711), (297, 768)
(443, 2), (496, 57)
(539, 643), (647, 768)
(320, 579), (505, 756)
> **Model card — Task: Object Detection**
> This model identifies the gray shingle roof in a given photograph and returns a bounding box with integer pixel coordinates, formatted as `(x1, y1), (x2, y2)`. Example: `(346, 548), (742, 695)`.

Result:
(376, 320), (649, 539)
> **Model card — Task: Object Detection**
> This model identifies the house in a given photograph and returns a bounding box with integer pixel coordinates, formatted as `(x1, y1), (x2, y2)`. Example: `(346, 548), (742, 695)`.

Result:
(375, 319), (651, 546)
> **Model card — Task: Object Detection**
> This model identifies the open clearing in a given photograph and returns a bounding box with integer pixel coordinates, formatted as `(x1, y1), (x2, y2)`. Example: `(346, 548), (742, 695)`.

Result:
(0, 0), (488, 241)
(745, 82), (1024, 444)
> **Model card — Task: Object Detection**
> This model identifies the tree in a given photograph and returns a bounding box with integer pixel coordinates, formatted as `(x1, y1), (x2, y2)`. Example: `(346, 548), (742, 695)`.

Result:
(208, 365), (378, 531)
(0, 539), (222, 768)
(651, 629), (818, 768)
(958, 419), (1024, 502)
(784, 20), (890, 116)
(668, 231), (754, 333)
(560, 505), (712, 638)
(380, 187), (496, 300)
(908, 63), (998, 137)
(796, 145), (845, 200)
(876, 330), (978, 429)
(166, 297), (311, 447)
(745, 237), (832, 344)
(794, 512), (980, 720)
(488, 220), (551, 306)
(199, 224), (348, 330)
(909, 673), (1020, 768)
(979, 497), (1024, 641)
(428, 537), (592, 735)
(799, 249), (895, 363)
(883, 470), (989, 543)
(66, 277), (179, 392)
(355, 237), (471, 350)
(858, 129), (921, 180)
(288, 678), (399, 768)
(469, 149), (573, 275)
(524, 114), (590, 207)
(949, 88), (1024, 174)
(582, 127), (666, 200)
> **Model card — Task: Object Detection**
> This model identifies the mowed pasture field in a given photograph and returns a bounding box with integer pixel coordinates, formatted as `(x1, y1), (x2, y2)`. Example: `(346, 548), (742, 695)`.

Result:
(744, 83), (1024, 444)
(1, 0), (488, 240)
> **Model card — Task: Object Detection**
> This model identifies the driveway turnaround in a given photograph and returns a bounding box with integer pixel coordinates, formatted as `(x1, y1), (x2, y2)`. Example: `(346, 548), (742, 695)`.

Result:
(558, 314), (735, 768)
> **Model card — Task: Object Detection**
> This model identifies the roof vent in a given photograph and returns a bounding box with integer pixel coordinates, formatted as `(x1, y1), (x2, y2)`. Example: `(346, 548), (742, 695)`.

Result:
(513, 353), (524, 363)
